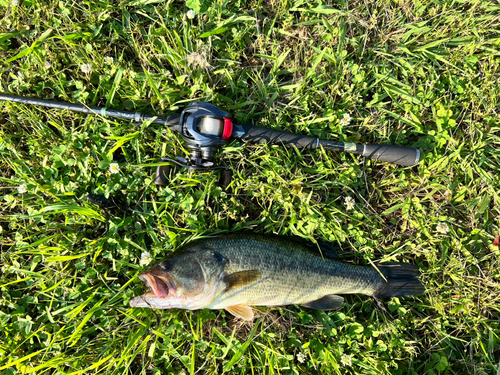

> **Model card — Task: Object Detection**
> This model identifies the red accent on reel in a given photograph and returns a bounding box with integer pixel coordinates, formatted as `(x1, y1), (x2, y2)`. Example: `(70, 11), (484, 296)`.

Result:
(221, 118), (233, 140)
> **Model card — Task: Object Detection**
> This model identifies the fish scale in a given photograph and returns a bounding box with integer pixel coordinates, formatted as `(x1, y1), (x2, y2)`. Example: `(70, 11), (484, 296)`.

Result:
(205, 235), (382, 309)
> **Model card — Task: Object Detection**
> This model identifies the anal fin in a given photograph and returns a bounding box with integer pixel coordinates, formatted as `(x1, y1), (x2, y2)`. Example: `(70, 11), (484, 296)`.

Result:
(301, 295), (344, 310)
(225, 304), (254, 320)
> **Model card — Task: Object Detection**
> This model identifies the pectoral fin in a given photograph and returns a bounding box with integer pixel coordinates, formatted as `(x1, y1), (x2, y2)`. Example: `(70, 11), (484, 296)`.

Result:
(226, 304), (254, 320)
(301, 295), (344, 310)
(223, 270), (261, 292)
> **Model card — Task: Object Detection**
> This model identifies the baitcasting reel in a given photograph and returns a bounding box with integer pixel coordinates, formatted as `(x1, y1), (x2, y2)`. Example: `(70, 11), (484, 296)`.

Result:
(155, 102), (236, 188)
(0, 93), (421, 189)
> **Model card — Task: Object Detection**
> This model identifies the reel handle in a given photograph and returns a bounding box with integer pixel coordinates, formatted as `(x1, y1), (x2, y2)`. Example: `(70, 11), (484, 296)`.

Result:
(154, 158), (232, 189)
(155, 164), (171, 186)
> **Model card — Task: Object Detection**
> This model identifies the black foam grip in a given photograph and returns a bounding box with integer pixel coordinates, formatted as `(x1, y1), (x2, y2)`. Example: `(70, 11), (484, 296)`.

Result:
(363, 144), (420, 166)
(239, 124), (318, 149)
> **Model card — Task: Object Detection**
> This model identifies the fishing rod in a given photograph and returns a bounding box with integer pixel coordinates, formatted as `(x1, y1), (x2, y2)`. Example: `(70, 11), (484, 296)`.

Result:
(0, 93), (420, 187)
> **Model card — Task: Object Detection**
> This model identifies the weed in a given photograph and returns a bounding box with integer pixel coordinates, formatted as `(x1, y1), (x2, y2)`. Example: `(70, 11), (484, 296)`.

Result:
(1, 0), (499, 374)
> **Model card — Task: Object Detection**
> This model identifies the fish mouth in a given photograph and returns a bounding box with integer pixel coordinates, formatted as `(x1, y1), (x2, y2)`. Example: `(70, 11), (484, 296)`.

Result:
(139, 273), (176, 298)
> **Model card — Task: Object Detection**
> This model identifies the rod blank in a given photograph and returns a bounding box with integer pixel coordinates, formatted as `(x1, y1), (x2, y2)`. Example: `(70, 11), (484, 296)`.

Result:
(0, 93), (180, 129)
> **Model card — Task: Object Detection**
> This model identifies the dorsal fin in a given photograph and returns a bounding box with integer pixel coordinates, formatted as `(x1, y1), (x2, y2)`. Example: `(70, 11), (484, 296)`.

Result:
(316, 240), (339, 258)
(286, 236), (339, 259)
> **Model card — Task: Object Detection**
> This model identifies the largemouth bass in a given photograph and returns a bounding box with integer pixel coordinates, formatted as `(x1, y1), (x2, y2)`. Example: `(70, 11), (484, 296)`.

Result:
(130, 233), (424, 320)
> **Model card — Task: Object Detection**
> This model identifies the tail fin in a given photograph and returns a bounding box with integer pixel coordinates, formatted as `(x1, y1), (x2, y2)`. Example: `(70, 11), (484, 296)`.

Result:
(373, 263), (425, 298)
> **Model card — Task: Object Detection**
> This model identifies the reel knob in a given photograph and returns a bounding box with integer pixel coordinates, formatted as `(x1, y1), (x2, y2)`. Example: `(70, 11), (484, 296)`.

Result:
(155, 162), (172, 186)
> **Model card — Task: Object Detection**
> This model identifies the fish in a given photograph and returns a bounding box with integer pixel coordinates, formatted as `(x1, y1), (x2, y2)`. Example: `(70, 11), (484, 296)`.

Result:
(129, 233), (425, 320)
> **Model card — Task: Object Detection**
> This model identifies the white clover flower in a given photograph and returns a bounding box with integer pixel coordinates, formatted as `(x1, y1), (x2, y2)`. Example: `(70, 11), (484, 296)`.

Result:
(104, 56), (114, 65)
(186, 9), (195, 19)
(68, 181), (79, 190)
(44, 61), (52, 69)
(17, 184), (27, 194)
(109, 163), (120, 174)
(11, 0), (19, 6)
(340, 354), (352, 366)
(296, 352), (306, 363)
(140, 251), (152, 266)
(340, 113), (351, 126)
(186, 51), (210, 70)
(436, 222), (449, 234)
(344, 196), (355, 210)
(80, 63), (92, 75)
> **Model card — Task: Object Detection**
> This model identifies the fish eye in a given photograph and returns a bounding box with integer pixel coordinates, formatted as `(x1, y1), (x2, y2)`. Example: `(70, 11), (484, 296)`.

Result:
(213, 252), (224, 263)
(161, 261), (173, 271)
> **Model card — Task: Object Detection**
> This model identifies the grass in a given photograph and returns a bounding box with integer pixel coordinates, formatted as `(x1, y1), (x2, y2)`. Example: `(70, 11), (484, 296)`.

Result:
(1, 0), (499, 373)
